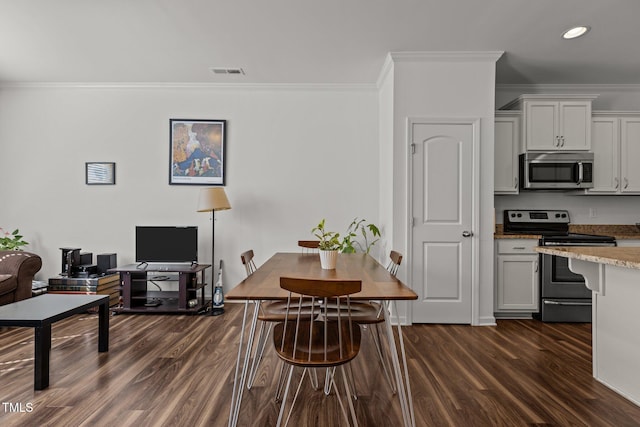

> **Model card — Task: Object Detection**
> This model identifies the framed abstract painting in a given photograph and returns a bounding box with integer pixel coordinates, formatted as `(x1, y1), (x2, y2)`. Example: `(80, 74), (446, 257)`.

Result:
(169, 119), (226, 185)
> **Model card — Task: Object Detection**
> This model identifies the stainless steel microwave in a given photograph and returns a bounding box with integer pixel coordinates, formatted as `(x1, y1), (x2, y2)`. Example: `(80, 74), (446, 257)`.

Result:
(519, 152), (594, 190)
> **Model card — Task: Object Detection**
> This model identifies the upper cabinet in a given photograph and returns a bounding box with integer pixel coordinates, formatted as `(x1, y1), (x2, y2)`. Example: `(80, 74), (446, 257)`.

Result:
(494, 112), (520, 194)
(501, 94), (598, 151)
(589, 113), (640, 194)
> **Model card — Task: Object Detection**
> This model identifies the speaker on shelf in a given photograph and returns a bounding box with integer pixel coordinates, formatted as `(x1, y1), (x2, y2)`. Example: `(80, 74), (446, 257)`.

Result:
(97, 253), (117, 275)
(80, 252), (93, 265)
(60, 247), (81, 276)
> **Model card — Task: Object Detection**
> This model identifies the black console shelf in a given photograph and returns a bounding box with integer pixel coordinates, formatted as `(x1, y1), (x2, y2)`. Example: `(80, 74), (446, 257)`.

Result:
(109, 264), (211, 314)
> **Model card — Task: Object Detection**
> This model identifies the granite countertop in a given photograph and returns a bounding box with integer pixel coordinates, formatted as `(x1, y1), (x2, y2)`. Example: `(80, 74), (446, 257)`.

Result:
(534, 246), (640, 270)
(494, 224), (640, 240)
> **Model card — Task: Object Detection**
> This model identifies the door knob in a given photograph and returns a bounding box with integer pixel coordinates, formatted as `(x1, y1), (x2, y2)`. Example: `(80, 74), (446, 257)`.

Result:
(462, 231), (473, 237)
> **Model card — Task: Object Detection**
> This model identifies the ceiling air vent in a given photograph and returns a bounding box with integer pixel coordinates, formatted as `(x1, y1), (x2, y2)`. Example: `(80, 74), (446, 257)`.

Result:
(210, 68), (245, 75)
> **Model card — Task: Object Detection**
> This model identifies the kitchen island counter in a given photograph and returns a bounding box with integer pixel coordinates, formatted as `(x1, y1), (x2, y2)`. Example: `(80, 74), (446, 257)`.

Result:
(535, 245), (640, 407)
(535, 246), (640, 270)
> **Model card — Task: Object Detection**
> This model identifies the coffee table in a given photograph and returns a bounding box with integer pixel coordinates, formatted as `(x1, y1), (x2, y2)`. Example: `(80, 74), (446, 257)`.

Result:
(0, 294), (109, 390)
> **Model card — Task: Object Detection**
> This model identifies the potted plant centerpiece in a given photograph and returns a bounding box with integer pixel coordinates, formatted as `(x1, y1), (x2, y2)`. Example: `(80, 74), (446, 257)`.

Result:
(340, 218), (381, 254)
(312, 219), (341, 269)
(312, 218), (382, 269)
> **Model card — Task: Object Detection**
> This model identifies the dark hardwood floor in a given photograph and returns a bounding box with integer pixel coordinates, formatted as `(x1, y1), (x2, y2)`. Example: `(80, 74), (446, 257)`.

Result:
(1, 303), (639, 426)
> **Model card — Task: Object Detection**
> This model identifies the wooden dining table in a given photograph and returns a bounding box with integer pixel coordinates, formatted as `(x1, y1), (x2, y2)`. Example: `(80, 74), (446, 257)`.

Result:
(225, 252), (418, 427)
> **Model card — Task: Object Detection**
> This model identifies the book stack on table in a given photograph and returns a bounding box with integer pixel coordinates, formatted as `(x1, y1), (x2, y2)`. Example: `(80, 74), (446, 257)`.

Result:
(47, 274), (120, 307)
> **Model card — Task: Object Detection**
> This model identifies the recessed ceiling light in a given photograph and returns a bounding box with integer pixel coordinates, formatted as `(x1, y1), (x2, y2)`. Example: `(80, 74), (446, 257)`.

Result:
(562, 26), (590, 40)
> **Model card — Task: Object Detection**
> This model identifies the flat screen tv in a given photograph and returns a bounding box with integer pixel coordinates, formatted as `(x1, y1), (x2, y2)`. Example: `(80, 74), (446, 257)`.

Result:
(135, 226), (198, 263)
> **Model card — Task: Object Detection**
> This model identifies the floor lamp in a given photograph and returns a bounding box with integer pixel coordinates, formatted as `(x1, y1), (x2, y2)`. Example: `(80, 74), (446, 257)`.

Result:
(197, 187), (231, 315)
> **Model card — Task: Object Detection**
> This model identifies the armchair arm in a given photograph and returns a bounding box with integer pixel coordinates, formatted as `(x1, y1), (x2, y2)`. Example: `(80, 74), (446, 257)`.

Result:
(0, 251), (43, 302)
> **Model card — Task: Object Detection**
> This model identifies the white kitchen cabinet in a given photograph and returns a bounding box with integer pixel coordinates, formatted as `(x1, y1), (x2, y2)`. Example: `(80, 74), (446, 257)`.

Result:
(495, 239), (539, 313)
(501, 94), (597, 151)
(620, 117), (640, 192)
(494, 112), (520, 194)
(588, 113), (640, 195)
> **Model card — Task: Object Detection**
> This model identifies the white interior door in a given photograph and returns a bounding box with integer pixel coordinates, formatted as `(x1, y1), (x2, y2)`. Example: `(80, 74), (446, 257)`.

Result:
(410, 120), (476, 323)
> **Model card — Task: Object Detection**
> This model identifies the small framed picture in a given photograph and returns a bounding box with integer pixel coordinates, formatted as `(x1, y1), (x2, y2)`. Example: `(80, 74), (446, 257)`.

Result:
(86, 162), (116, 185)
(169, 119), (226, 185)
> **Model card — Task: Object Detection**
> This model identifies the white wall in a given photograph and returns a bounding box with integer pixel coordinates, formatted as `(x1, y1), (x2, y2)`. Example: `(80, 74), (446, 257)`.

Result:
(386, 52), (501, 326)
(0, 84), (379, 291)
(378, 63), (395, 260)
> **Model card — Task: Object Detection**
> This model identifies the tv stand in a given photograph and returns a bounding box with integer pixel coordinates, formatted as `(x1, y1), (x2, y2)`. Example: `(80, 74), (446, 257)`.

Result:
(109, 263), (211, 314)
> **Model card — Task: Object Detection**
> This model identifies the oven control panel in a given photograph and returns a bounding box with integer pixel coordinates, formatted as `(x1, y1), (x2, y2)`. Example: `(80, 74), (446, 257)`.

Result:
(504, 209), (570, 224)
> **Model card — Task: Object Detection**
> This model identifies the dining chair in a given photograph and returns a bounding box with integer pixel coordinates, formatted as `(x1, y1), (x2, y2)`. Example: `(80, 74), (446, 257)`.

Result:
(241, 249), (320, 391)
(386, 250), (403, 276)
(297, 240), (320, 253)
(273, 277), (362, 427)
(241, 249), (274, 389)
(325, 250), (403, 396)
(240, 249), (258, 276)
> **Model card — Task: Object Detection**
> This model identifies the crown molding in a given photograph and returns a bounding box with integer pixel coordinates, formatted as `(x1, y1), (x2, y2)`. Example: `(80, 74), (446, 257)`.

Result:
(496, 83), (640, 92)
(0, 81), (377, 92)
(376, 51), (504, 89)
(376, 53), (395, 89)
(389, 51), (504, 63)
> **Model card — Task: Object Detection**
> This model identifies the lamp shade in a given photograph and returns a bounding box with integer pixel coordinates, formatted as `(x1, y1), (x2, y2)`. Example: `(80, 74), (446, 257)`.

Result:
(197, 187), (231, 212)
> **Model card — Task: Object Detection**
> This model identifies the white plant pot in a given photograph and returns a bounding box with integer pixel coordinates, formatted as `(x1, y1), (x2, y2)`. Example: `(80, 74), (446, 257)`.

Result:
(319, 250), (338, 269)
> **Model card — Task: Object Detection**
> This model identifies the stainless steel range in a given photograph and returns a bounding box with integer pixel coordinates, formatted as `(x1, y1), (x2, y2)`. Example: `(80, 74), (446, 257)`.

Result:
(503, 209), (616, 322)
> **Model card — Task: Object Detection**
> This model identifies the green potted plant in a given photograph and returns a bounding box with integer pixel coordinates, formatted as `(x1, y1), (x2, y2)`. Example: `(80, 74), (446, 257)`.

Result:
(0, 228), (29, 251)
(340, 217), (381, 254)
(311, 219), (341, 269)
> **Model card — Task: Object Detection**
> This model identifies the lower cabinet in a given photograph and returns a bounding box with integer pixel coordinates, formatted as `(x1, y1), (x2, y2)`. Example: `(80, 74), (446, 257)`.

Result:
(495, 239), (539, 315)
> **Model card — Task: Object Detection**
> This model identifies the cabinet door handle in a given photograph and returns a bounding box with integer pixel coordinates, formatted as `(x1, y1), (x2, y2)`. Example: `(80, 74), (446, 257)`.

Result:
(624, 177), (629, 189)
(462, 231), (473, 237)
(514, 176), (518, 189)
(535, 261), (539, 273)
(512, 247), (526, 250)
(555, 136), (560, 147)
(560, 136), (565, 147)
(614, 177), (619, 189)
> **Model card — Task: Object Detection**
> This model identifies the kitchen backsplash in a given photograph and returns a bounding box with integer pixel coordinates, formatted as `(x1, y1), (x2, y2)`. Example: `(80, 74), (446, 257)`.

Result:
(495, 192), (640, 224)
(494, 223), (640, 239)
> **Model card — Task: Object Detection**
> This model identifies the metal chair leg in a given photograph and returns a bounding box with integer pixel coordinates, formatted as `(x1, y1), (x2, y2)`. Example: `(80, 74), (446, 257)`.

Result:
(310, 367), (319, 390)
(324, 367), (333, 395)
(283, 368), (308, 427)
(370, 323), (397, 394)
(347, 362), (358, 400)
(274, 359), (287, 403)
(330, 366), (352, 426)
(276, 364), (295, 427)
(341, 365), (359, 426)
(246, 321), (265, 389)
(247, 322), (273, 389)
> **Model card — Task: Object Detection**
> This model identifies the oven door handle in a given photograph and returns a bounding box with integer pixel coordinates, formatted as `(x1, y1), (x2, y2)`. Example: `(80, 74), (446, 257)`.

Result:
(544, 300), (592, 307)
(542, 242), (616, 247)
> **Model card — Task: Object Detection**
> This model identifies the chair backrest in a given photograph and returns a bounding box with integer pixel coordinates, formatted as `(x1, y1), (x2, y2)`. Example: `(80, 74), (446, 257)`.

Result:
(240, 249), (257, 277)
(297, 240), (320, 253)
(276, 277), (362, 366)
(386, 250), (403, 277)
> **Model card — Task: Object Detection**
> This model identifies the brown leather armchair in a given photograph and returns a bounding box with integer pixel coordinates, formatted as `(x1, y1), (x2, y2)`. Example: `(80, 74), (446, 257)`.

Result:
(0, 251), (42, 306)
